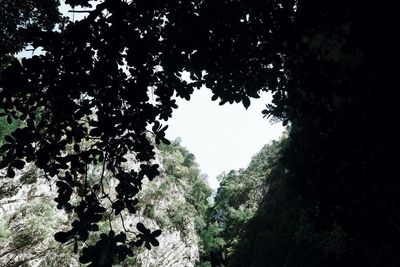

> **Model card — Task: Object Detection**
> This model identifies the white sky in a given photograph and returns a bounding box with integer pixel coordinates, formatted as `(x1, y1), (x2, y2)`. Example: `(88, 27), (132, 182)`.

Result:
(166, 89), (284, 189)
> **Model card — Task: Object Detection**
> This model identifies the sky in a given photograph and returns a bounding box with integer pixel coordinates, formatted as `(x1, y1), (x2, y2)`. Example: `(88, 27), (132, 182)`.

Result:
(165, 88), (284, 189)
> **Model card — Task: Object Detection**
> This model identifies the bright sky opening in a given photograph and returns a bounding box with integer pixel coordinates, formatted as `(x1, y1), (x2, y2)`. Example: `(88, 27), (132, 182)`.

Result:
(166, 89), (285, 190)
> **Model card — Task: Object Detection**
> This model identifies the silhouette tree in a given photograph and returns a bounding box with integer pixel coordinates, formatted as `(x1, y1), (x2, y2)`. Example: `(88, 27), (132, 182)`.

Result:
(0, 1), (60, 60)
(1, 0), (399, 266)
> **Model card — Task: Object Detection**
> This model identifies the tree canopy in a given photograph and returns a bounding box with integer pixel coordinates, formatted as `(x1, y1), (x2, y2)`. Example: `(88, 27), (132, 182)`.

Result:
(1, 0), (399, 266)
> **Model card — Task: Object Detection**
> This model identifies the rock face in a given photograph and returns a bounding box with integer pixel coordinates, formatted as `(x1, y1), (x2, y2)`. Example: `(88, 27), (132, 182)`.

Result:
(0, 141), (211, 267)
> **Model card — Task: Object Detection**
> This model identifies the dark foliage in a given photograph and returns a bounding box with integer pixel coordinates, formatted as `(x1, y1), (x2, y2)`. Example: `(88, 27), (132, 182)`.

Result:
(1, 0), (399, 266)
(221, 1), (400, 266)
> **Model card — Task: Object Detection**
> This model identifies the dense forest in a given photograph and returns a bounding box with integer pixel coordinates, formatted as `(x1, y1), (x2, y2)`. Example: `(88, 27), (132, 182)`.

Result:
(1, 0), (400, 266)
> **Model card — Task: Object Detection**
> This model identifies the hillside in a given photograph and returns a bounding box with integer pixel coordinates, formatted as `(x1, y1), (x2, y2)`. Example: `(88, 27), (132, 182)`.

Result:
(0, 136), (211, 267)
(199, 135), (287, 266)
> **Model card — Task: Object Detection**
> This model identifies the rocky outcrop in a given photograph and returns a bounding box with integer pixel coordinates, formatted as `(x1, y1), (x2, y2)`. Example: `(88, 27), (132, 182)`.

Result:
(0, 142), (211, 266)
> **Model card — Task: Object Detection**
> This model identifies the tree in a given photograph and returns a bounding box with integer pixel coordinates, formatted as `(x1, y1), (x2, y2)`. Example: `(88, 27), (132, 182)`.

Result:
(0, 0), (61, 68)
(1, 0), (400, 266)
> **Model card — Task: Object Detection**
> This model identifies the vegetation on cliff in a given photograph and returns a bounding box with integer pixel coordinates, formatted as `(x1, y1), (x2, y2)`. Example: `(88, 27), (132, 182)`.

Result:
(198, 135), (287, 266)
(0, 135), (212, 267)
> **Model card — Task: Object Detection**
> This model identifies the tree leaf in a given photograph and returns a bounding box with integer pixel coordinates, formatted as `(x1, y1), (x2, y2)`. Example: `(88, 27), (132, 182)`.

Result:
(242, 97), (251, 109)
(12, 159), (25, 170)
(7, 166), (15, 178)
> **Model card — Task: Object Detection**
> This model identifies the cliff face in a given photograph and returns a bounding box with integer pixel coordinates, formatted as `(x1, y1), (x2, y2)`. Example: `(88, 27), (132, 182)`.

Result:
(198, 137), (287, 266)
(0, 141), (211, 267)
